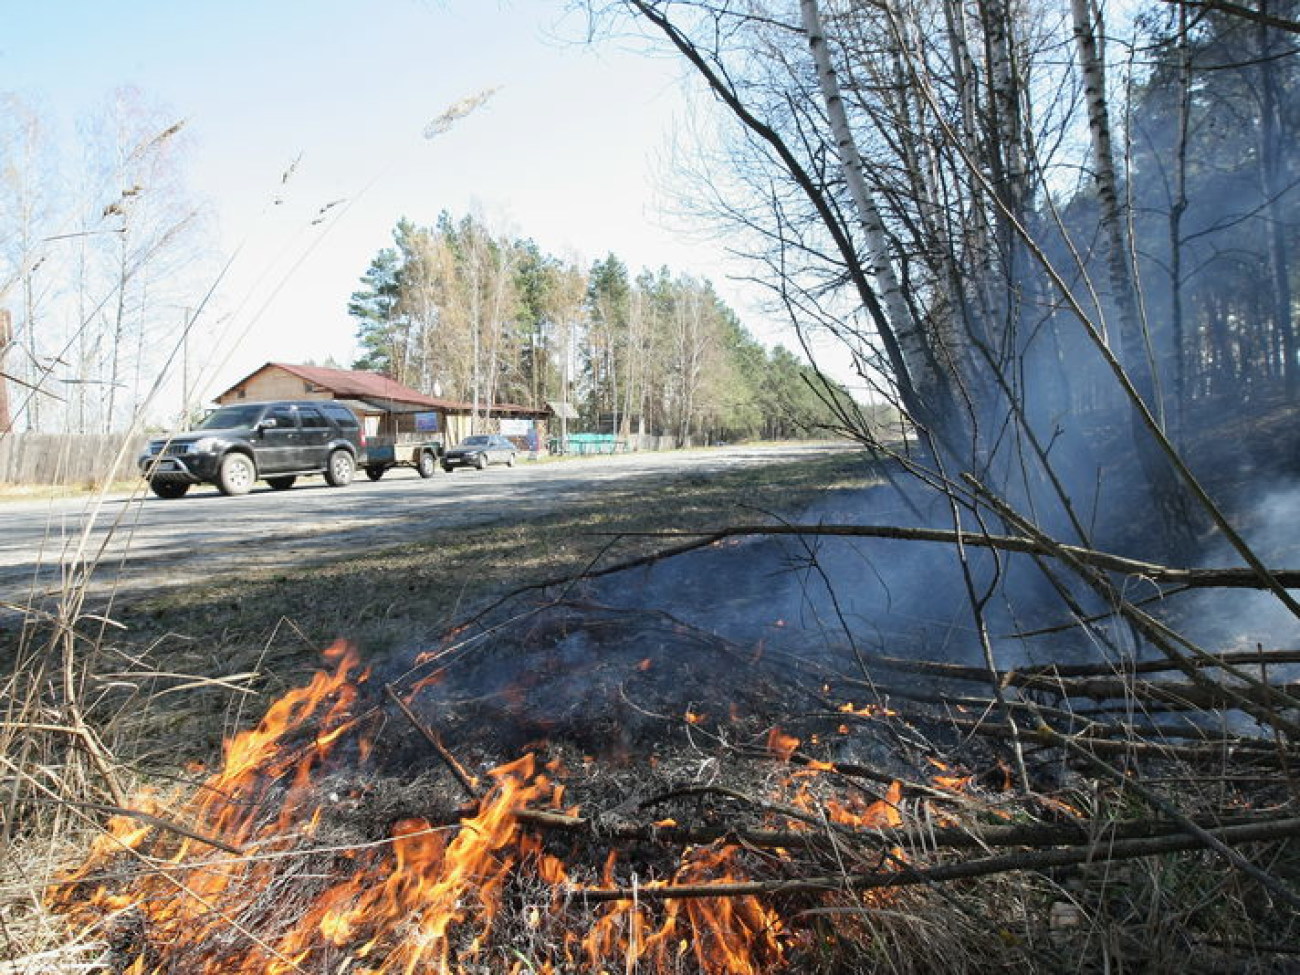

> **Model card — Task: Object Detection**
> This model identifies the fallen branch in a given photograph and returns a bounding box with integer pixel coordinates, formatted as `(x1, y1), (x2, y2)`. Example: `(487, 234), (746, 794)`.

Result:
(1035, 721), (1300, 912)
(730, 745), (955, 801)
(585, 524), (1300, 590)
(935, 714), (1289, 760)
(515, 805), (1292, 856)
(567, 816), (1300, 903)
(838, 647), (1300, 684)
(965, 476), (1300, 736)
(384, 683), (480, 800)
(836, 667), (1300, 712)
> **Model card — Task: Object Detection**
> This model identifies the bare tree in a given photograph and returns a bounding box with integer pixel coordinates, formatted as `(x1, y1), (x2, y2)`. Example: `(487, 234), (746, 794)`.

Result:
(1071, 0), (1201, 554)
(0, 94), (60, 432)
(800, 0), (970, 450)
(80, 91), (203, 432)
(1253, 2), (1297, 395)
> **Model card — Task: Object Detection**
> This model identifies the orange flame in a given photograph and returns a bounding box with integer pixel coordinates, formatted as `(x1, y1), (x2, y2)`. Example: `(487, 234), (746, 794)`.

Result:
(826, 781), (904, 829)
(50, 642), (932, 973)
(926, 757), (973, 792)
(838, 701), (898, 718)
(766, 728), (800, 762)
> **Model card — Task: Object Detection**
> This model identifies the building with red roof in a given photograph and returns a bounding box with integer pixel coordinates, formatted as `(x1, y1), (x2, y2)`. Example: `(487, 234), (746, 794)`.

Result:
(214, 362), (548, 446)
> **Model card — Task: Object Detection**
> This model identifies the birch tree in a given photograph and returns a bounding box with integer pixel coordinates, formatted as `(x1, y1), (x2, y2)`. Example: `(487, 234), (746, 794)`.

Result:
(579, 0), (1300, 599)
(541, 259), (589, 432)
(800, 0), (970, 452)
(1071, 0), (1199, 553)
(407, 218), (470, 397)
(613, 1), (1096, 526)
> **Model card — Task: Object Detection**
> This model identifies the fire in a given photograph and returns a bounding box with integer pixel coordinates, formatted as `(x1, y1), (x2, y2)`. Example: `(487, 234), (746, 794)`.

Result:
(825, 781), (904, 830)
(580, 844), (787, 974)
(837, 701), (897, 718)
(287, 755), (567, 972)
(927, 757), (973, 793)
(766, 728), (801, 761)
(48, 641), (951, 973)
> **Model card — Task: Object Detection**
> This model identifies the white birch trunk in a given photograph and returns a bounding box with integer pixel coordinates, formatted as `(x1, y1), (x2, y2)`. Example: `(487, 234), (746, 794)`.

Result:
(1070, 0), (1149, 399)
(1071, 0), (1195, 554)
(801, 0), (962, 442)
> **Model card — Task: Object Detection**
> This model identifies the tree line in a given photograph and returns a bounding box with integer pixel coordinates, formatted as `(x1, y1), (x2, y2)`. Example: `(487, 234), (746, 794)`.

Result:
(348, 213), (865, 444)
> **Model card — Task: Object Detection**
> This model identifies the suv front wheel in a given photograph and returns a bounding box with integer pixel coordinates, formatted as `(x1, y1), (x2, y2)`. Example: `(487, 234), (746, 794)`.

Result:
(218, 453), (256, 496)
(150, 480), (190, 499)
(325, 449), (355, 487)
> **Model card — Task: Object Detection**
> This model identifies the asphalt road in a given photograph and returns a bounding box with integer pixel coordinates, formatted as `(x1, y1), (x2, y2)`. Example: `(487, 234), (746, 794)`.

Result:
(0, 442), (850, 619)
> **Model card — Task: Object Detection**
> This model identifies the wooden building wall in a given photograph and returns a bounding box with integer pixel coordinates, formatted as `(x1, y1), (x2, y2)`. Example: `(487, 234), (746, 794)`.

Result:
(215, 367), (332, 404)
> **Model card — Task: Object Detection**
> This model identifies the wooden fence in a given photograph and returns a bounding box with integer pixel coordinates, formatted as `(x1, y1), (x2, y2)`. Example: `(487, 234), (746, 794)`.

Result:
(0, 433), (148, 487)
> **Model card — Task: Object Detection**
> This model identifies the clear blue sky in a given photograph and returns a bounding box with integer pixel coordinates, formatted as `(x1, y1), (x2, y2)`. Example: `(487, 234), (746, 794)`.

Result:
(3, 0), (778, 405)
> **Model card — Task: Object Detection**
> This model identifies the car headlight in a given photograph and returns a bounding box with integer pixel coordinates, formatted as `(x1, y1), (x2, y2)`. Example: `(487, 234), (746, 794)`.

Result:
(190, 437), (220, 454)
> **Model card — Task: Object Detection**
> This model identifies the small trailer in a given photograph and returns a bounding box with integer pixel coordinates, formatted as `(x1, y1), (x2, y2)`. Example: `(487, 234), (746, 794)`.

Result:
(362, 436), (444, 480)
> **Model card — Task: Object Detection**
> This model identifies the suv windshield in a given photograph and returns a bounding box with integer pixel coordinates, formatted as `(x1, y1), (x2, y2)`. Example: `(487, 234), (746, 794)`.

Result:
(197, 404), (266, 430)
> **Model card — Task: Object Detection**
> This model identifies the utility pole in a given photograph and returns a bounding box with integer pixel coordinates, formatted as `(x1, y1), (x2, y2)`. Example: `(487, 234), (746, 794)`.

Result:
(561, 316), (572, 450)
(182, 307), (191, 425)
(0, 309), (12, 433)
(472, 323), (480, 435)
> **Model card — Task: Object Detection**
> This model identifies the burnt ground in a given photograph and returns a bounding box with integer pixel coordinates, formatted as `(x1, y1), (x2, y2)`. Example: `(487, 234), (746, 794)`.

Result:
(57, 600), (1035, 974)
(56, 581), (1298, 973)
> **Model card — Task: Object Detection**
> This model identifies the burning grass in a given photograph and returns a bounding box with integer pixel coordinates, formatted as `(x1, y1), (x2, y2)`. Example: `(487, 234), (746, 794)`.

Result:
(2, 452), (871, 966)
(38, 638), (985, 973)
(31, 605), (1300, 973)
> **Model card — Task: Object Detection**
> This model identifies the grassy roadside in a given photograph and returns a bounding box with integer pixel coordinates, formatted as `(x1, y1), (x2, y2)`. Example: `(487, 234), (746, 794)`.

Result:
(0, 480), (141, 503)
(1, 449), (873, 963)
(89, 449), (875, 768)
(9, 446), (1300, 971)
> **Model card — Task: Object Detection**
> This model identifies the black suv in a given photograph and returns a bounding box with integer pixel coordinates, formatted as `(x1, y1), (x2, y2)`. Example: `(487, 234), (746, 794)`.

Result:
(139, 400), (367, 498)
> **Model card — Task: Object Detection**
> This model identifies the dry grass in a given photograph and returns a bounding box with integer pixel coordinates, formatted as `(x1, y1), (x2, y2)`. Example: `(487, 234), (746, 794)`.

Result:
(4, 448), (1299, 972)
(99, 452), (868, 757)
(0, 452), (872, 968)
(0, 481), (139, 504)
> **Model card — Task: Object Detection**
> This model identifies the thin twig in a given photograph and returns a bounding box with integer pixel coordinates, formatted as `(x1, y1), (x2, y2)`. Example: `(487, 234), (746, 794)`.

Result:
(28, 795), (242, 855)
(383, 683), (480, 800)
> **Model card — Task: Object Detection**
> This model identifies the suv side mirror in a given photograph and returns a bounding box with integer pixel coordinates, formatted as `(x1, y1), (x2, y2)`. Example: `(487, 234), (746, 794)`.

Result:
(256, 417), (278, 432)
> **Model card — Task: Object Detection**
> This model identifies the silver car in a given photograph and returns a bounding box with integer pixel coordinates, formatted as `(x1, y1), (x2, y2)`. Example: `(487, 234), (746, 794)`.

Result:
(440, 434), (518, 471)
